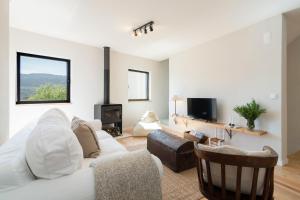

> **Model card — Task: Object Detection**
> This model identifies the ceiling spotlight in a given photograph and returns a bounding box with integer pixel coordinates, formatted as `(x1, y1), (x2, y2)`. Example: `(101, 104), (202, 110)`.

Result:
(132, 21), (154, 37)
(138, 29), (142, 36)
(149, 25), (153, 32)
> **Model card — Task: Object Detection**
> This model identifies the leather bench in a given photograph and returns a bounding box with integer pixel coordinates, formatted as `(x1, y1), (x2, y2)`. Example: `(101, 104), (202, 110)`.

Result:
(147, 130), (196, 173)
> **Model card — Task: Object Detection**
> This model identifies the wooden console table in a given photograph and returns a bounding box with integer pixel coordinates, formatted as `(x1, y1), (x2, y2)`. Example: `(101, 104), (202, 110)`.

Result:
(174, 116), (267, 138)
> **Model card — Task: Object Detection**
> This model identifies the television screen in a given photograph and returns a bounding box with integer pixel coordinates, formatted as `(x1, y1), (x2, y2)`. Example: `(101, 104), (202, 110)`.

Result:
(187, 98), (217, 121)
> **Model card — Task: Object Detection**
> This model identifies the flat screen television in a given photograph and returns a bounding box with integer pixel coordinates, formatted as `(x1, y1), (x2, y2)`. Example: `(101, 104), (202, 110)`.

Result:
(187, 98), (217, 122)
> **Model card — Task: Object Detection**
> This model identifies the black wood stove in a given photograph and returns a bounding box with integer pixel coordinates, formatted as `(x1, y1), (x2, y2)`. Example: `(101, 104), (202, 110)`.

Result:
(94, 47), (122, 137)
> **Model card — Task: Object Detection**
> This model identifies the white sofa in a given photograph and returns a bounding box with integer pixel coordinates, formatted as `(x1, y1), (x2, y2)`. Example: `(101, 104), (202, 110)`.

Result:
(0, 116), (163, 200)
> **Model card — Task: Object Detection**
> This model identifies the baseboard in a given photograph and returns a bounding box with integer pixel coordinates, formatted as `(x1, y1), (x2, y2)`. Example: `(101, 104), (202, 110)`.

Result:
(277, 158), (289, 166)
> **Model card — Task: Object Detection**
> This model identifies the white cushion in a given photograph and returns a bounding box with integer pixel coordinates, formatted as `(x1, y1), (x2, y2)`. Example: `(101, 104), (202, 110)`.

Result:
(95, 130), (113, 140)
(0, 123), (36, 192)
(198, 144), (247, 155)
(198, 144), (271, 195)
(140, 111), (159, 123)
(39, 108), (71, 128)
(98, 138), (127, 156)
(26, 109), (83, 179)
(88, 120), (102, 131)
(133, 122), (161, 136)
(151, 154), (163, 177)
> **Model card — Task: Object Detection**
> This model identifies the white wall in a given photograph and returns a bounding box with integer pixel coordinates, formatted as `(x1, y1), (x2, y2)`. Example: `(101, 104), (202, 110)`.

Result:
(169, 15), (287, 165)
(110, 51), (169, 129)
(9, 28), (169, 135)
(287, 36), (300, 155)
(0, 0), (9, 144)
(9, 29), (104, 135)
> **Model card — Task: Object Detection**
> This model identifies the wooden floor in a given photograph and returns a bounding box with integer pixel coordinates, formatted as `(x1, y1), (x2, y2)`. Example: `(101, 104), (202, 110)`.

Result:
(118, 135), (300, 199)
(273, 151), (300, 199)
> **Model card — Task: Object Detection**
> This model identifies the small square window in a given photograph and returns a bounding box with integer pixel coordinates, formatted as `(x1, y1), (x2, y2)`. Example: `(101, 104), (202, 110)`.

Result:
(128, 69), (149, 101)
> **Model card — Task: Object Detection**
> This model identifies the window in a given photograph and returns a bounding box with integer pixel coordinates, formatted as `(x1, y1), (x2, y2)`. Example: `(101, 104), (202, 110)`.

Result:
(128, 69), (149, 101)
(16, 52), (71, 104)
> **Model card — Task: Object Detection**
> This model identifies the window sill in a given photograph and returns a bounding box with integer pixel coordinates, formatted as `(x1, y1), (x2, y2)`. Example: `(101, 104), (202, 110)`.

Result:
(128, 99), (151, 102)
(16, 100), (71, 105)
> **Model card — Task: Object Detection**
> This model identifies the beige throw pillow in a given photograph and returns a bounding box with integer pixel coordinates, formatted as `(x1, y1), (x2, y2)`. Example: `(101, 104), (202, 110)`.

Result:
(71, 117), (100, 158)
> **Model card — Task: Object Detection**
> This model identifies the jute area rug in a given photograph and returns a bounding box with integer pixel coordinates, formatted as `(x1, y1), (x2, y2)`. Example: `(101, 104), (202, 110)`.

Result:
(117, 135), (300, 200)
(117, 136), (203, 200)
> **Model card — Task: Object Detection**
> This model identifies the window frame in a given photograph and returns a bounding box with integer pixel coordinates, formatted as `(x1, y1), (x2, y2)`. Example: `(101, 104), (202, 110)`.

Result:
(16, 52), (71, 104)
(128, 69), (150, 102)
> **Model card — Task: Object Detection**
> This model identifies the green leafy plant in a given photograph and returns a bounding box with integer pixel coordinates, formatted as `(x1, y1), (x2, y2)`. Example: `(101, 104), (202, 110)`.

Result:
(28, 84), (67, 101)
(233, 100), (266, 130)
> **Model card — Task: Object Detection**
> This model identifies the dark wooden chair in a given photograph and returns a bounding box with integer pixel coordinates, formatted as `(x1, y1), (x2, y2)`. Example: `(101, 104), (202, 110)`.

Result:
(194, 143), (278, 200)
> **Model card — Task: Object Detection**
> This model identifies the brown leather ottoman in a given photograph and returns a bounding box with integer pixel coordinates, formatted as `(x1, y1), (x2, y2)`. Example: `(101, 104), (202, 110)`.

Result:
(147, 130), (196, 173)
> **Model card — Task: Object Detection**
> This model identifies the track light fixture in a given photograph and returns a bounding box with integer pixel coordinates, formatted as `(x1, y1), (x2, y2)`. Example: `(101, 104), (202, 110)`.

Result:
(133, 21), (154, 37)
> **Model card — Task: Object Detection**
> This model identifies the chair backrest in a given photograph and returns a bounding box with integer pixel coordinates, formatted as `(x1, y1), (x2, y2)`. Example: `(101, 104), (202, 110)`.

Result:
(194, 143), (278, 200)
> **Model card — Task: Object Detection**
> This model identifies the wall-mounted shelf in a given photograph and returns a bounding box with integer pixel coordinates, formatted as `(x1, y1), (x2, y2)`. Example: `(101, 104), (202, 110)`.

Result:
(224, 126), (267, 136)
(174, 116), (267, 138)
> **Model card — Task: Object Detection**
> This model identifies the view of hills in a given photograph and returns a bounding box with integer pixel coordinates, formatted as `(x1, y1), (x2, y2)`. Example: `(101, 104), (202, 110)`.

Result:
(20, 73), (67, 100)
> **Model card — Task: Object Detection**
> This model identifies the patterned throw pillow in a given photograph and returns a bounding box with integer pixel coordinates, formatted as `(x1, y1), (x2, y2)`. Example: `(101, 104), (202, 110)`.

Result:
(71, 117), (100, 158)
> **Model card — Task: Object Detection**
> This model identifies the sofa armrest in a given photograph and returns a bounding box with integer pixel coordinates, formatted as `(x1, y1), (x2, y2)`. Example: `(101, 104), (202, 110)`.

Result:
(88, 119), (102, 131)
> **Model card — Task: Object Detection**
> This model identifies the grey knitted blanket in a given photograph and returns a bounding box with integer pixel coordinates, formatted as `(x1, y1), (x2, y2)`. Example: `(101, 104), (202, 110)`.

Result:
(90, 150), (162, 200)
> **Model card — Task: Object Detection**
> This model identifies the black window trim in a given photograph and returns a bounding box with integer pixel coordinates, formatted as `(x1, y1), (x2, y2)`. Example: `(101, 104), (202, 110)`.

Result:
(128, 69), (150, 102)
(16, 52), (71, 104)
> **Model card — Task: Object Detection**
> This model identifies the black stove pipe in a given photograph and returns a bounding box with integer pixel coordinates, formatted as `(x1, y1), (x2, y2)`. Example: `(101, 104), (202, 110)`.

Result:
(104, 46), (110, 104)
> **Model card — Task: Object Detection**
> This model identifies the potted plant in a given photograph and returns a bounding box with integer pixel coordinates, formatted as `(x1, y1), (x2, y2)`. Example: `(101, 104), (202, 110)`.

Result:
(233, 100), (266, 130)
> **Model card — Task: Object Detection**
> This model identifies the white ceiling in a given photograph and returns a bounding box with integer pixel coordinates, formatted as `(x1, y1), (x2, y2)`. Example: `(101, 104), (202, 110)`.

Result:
(10, 0), (300, 61)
